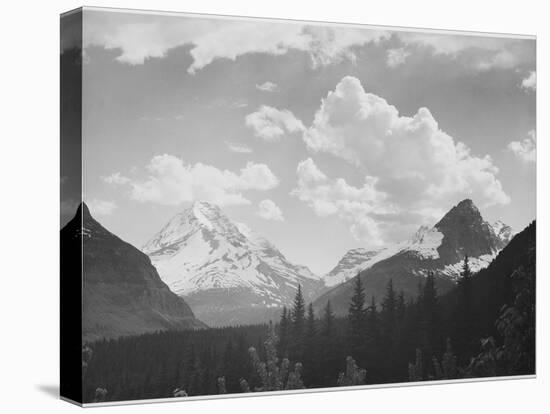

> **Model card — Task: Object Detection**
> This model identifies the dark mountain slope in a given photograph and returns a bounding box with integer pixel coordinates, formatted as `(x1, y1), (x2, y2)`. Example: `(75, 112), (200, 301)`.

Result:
(61, 203), (206, 342)
(442, 220), (536, 342)
(314, 199), (509, 316)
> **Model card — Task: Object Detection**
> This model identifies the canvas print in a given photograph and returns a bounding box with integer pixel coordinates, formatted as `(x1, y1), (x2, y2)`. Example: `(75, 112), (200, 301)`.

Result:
(60, 7), (536, 406)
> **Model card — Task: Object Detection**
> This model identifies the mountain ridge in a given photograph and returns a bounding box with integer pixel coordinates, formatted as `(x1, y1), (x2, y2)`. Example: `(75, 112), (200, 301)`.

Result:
(314, 199), (512, 316)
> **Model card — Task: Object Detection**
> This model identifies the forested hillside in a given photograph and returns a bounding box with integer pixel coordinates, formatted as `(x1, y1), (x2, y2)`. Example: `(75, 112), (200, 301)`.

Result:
(83, 221), (535, 403)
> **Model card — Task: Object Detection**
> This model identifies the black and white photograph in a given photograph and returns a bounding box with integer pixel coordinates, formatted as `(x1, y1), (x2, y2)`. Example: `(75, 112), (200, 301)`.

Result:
(59, 4), (536, 407)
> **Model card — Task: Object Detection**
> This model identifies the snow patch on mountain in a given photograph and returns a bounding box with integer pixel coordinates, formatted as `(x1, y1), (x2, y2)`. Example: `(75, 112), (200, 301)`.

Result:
(440, 253), (498, 281)
(324, 200), (513, 289)
(324, 247), (386, 287)
(492, 220), (514, 245)
(143, 201), (323, 301)
(325, 225), (444, 286)
(403, 226), (444, 259)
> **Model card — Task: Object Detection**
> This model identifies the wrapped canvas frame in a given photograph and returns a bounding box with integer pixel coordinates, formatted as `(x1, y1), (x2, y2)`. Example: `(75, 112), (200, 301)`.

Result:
(60, 6), (536, 407)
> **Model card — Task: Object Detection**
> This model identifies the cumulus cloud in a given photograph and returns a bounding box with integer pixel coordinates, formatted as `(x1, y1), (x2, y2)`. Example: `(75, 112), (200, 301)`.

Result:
(508, 130), (536, 162)
(226, 141), (253, 154)
(256, 81), (278, 92)
(245, 106), (305, 142)
(112, 154), (278, 206)
(257, 199), (285, 221)
(521, 71), (536, 91)
(102, 172), (130, 185)
(86, 199), (117, 216)
(292, 158), (387, 242)
(297, 76), (509, 243)
(84, 13), (387, 73)
(386, 47), (410, 68)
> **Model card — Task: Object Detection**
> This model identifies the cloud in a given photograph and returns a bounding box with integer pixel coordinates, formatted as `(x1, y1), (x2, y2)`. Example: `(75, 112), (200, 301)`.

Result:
(508, 130), (536, 162)
(521, 71), (536, 91)
(396, 32), (534, 71)
(292, 158), (386, 242)
(84, 13), (387, 73)
(102, 172), (130, 185)
(256, 81), (278, 92)
(86, 199), (118, 216)
(299, 25), (386, 67)
(85, 12), (533, 73)
(60, 198), (79, 217)
(257, 199), (285, 221)
(298, 76), (509, 243)
(226, 142), (253, 154)
(113, 154), (278, 206)
(246, 106), (305, 142)
(386, 47), (410, 68)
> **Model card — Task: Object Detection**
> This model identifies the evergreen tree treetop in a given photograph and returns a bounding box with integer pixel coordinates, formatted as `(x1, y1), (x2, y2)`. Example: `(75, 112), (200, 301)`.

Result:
(349, 275), (366, 318)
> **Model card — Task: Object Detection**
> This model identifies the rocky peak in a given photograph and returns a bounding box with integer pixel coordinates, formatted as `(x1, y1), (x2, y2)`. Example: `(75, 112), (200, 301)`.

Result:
(436, 199), (482, 229)
(143, 201), (247, 255)
(69, 202), (110, 239)
(434, 199), (503, 264)
(78, 201), (91, 218)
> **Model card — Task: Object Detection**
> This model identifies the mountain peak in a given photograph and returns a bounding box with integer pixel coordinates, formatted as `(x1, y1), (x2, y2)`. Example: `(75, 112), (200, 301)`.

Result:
(77, 202), (92, 219)
(61, 203), (205, 341)
(454, 198), (480, 214)
(433, 198), (505, 264)
(191, 200), (216, 212)
(436, 199), (482, 228)
(143, 202), (323, 326)
(189, 201), (224, 228)
(457, 198), (475, 207)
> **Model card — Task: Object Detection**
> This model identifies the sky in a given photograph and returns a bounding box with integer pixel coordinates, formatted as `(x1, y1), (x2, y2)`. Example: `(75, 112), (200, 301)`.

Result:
(62, 8), (536, 275)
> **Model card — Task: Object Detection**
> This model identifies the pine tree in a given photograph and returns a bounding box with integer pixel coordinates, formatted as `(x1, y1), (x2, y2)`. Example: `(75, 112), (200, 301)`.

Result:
(420, 271), (440, 372)
(303, 303), (318, 384)
(348, 275), (366, 363)
(380, 279), (398, 378)
(396, 291), (406, 322)
(320, 300), (338, 384)
(306, 304), (316, 342)
(290, 285), (306, 360)
(454, 255), (476, 359)
(278, 306), (290, 358)
(381, 279), (396, 330)
(321, 300), (335, 338)
(365, 296), (381, 379)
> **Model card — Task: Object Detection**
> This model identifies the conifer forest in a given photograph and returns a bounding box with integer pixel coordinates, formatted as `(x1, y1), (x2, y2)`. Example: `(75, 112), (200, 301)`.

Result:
(83, 222), (535, 403)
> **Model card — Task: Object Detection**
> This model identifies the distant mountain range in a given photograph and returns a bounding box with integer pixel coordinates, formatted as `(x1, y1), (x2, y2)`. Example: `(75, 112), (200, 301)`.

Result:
(66, 197), (515, 336)
(314, 199), (513, 316)
(143, 201), (325, 326)
(62, 203), (206, 342)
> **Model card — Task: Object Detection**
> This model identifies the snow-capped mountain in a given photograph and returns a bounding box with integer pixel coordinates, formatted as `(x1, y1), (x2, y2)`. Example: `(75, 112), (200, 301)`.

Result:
(314, 199), (512, 316)
(143, 201), (325, 326)
(324, 248), (386, 287)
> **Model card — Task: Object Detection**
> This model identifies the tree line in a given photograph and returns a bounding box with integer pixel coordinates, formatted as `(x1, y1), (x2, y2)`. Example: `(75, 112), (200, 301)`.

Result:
(83, 221), (535, 403)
